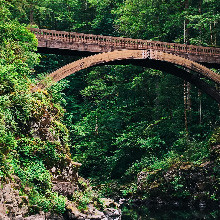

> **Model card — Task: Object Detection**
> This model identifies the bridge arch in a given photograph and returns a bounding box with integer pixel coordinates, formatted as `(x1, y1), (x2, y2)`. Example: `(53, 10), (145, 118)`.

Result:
(36, 50), (220, 103)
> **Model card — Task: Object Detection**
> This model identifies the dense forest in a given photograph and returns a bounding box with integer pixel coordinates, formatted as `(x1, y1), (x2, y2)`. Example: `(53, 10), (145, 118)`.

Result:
(0, 0), (219, 219)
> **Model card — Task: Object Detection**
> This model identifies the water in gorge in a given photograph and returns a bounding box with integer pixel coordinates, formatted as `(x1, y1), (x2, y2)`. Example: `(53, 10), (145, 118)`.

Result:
(120, 203), (220, 219)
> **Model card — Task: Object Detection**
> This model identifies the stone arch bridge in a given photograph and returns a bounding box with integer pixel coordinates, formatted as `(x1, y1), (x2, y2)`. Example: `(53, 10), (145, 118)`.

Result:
(30, 28), (220, 103)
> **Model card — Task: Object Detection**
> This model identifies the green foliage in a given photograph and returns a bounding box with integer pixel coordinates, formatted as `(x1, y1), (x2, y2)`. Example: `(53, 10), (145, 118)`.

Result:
(0, 1), (71, 215)
(61, 62), (218, 184)
(13, 138), (65, 167)
(113, 0), (220, 45)
(72, 178), (105, 211)
(29, 189), (66, 213)
(14, 160), (52, 193)
(0, 0), (219, 212)
(209, 127), (220, 146)
(148, 150), (180, 171)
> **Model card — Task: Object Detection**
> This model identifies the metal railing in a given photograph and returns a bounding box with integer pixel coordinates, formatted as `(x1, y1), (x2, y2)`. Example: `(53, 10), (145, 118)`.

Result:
(29, 28), (220, 56)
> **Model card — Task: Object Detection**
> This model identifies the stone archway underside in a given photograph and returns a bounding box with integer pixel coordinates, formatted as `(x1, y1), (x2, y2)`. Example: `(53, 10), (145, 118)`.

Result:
(37, 49), (220, 103)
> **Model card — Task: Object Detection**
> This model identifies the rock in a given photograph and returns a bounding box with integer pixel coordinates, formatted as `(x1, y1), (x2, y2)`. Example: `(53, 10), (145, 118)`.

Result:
(46, 212), (65, 220)
(86, 204), (106, 219)
(0, 208), (10, 220)
(24, 214), (45, 220)
(101, 198), (119, 208)
(180, 164), (192, 170)
(0, 169), (121, 220)
(0, 181), (29, 220)
(51, 158), (80, 185)
(52, 180), (77, 198)
(65, 201), (121, 220)
(137, 160), (220, 205)
(15, 216), (24, 220)
(104, 208), (121, 217)
(66, 201), (87, 219)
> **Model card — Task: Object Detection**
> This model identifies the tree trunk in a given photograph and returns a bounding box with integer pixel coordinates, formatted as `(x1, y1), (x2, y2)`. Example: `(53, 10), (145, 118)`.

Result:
(186, 82), (191, 111)
(95, 115), (98, 135)
(214, 21), (217, 46)
(183, 0), (190, 136)
(184, 0), (189, 44)
(198, 90), (202, 124)
(30, 6), (34, 24)
(184, 81), (189, 136)
(210, 23), (213, 45)
(199, 0), (202, 44)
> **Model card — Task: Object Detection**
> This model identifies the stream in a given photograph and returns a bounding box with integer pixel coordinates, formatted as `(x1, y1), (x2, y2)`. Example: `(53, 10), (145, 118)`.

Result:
(120, 203), (220, 219)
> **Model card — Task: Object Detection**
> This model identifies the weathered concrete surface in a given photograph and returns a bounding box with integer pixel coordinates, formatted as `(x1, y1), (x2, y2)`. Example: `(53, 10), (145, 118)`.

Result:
(30, 28), (220, 65)
(37, 49), (220, 85)
(30, 28), (220, 103)
(32, 49), (220, 103)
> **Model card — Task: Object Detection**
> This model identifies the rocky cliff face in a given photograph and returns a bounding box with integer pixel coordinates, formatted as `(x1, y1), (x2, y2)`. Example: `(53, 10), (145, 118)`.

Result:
(136, 143), (220, 206)
(0, 158), (120, 220)
(0, 180), (27, 220)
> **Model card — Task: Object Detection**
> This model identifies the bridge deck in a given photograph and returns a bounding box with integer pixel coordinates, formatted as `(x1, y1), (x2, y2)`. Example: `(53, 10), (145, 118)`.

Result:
(30, 28), (220, 64)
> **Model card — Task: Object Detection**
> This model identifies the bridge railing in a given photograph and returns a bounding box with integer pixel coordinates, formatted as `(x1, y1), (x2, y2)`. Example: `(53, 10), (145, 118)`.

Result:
(30, 28), (220, 56)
